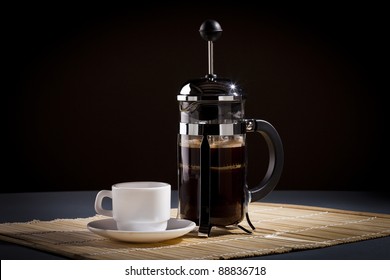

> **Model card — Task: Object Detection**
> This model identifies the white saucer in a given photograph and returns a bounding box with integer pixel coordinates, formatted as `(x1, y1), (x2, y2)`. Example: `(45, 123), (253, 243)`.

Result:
(87, 218), (196, 243)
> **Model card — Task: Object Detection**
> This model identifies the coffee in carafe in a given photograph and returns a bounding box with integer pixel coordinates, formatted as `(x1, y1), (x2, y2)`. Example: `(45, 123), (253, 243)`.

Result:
(179, 135), (246, 226)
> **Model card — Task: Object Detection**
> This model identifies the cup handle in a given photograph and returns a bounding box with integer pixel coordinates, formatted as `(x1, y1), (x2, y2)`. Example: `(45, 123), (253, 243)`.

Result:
(94, 190), (113, 217)
(245, 119), (284, 202)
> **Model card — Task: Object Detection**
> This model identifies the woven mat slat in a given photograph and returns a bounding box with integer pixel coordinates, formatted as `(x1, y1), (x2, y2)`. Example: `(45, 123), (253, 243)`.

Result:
(1, 202), (390, 260)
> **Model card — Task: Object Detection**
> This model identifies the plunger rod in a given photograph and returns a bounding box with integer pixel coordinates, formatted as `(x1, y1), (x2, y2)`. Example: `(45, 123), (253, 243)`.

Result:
(208, 41), (213, 75)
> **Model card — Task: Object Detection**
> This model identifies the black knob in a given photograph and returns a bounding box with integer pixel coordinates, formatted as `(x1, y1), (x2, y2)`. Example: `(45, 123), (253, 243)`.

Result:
(199, 19), (222, 42)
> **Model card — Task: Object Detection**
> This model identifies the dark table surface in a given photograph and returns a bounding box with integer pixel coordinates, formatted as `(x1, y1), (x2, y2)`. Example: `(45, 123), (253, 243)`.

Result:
(1, 190), (389, 260)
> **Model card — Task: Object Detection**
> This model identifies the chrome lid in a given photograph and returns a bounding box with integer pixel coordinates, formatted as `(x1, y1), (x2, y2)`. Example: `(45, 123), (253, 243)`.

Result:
(177, 77), (245, 101)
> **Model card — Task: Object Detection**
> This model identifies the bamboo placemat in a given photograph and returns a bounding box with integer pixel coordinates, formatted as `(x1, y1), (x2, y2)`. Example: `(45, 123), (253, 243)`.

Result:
(1, 202), (390, 259)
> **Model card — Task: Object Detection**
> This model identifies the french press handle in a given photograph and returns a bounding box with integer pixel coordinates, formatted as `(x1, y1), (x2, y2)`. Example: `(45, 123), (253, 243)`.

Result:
(244, 119), (284, 202)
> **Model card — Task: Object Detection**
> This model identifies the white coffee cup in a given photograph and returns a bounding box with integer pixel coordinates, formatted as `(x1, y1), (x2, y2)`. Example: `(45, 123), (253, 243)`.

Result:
(94, 181), (171, 231)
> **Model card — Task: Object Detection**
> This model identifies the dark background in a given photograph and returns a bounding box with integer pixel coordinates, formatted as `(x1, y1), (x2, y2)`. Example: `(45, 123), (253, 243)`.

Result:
(4, 2), (387, 193)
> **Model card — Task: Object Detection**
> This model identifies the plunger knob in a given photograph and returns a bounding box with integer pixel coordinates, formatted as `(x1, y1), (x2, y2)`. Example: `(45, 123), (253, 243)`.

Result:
(199, 19), (223, 42)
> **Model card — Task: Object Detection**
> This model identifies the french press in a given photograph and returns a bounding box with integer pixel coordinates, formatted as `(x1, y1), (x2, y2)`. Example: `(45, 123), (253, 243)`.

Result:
(177, 20), (284, 236)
